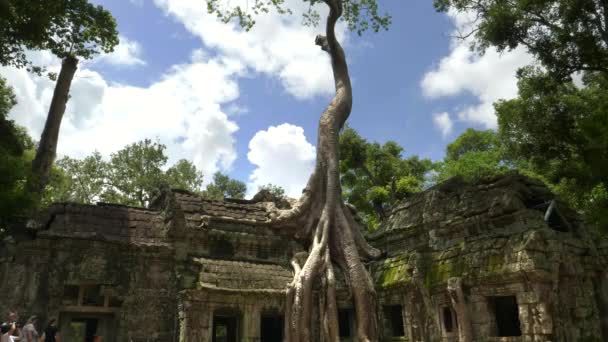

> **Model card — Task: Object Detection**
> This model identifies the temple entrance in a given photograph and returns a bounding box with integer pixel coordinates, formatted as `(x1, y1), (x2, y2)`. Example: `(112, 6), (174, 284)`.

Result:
(260, 315), (283, 342)
(212, 315), (238, 342)
(59, 313), (116, 342)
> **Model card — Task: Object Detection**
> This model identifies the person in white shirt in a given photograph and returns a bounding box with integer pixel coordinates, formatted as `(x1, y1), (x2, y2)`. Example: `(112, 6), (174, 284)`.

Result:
(1, 322), (18, 342)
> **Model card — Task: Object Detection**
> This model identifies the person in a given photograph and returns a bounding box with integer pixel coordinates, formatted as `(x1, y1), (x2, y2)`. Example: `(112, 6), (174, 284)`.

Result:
(43, 319), (57, 342)
(6, 311), (20, 341)
(20, 317), (37, 342)
(1, 322), (17, 342)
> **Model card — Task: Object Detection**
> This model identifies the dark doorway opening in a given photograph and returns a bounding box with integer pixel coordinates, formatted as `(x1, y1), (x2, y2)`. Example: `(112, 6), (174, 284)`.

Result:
(260, 315), (283, 342)
(492, 296), (522, 337)
(338, 309), (352, 338)
(71, 318), (99, 342)
(213, 315), (238, 342)
(383, 305), (405, 337)
(442, 306), (455, 333)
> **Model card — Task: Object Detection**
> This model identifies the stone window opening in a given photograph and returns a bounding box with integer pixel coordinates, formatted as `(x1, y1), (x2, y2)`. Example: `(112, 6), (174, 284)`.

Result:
(210, 239), (235, 259)
(212, 313), (239, 342)
(61, 284), (122, 308)
(62, 285), (80, 305)
(490, 296), (522, 337)
(256, 246), (269, 260)
(383, 305), (405, 337)
(338, 309), (353, 338)
(441, 306), (457, 334)
(82, 284), (104, 306)
(260, 314), (283, 342)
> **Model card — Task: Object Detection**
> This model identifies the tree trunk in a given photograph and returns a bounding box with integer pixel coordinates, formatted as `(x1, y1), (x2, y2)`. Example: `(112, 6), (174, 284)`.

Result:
(265, 1), (383, 340)
(27, 56), (78, 200)
(447, 277), (473, 342)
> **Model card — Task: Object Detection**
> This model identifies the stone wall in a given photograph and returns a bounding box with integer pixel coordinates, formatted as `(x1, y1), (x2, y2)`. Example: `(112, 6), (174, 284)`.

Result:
(370, 174), (608, 342)
(1, 174), (606, 342)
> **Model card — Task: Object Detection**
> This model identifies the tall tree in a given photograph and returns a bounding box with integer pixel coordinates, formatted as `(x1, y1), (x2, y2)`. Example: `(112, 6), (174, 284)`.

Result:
(435, 128), (509, 182)
(54, 152), (108, 204)
(208, 0), (391, 339)
(340, 127), (434, 228)
(496, 67), (608, 232)
(21, 0), (118, 200)
(0, 77), (35, 230)
(166, 159), (205, 193)
(202, 172), (247, 200)
(434, 0), (608, 232)
(434, 0), (608, 79)
(51, 141), (206, 206)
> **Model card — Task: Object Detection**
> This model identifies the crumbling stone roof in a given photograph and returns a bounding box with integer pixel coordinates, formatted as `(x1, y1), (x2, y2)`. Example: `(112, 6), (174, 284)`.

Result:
(172, 191), (269, 225)
(369, 172), (603, 292)
(40, 202), (166, 245)
(372, 172), (577, 239)
(193, 257), (292, 291)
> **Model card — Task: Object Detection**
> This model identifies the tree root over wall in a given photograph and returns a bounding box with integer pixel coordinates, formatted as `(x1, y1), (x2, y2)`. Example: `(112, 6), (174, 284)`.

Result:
(262, 0), (383, 340)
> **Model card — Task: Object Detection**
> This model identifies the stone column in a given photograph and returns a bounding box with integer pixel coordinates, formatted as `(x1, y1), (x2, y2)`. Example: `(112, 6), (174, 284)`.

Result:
(178, 293), (212, 342)
(596, 271), (608, 340)
(447, 277), (473, 342)
(243, 304), (261, 342)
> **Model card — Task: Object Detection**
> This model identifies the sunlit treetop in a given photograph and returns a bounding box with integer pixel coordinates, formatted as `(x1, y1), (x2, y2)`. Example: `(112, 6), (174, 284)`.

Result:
(434, 0), (608, 78)
(206, 0), (391, 35)
(0, 0), (118, 76)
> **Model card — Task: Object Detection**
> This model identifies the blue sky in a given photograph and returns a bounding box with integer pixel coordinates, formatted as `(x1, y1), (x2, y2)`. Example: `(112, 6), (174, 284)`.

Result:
(3, 0), (533, 197)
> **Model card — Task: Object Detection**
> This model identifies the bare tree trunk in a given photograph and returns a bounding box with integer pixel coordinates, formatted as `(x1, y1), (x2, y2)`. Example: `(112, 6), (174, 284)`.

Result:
(266, 1), (383, 340)
(27, 56), (78, 199)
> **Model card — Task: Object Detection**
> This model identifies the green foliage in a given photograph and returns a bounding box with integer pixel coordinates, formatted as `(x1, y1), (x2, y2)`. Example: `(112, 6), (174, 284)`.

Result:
(52, 152), (108, 204)
(3, 0), (117, 64)
(166, 159), (205, 193)
(206, 0), (390, 35)
(339, 127), (435, 229)
(0, 0), (118, 75)
(104, 139), (168, 206)
(49, 140), (206, 207)
(434, 0), (608, 79)
(435, 128), (510, 182)
(203, 172), (247, 200)
(0, 78), (35, 229)
(257, 183), (286, 198)
(496, 68), (608, 232)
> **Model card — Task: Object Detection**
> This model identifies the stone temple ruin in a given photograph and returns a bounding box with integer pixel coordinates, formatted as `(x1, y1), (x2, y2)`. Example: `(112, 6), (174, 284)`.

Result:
(1, 173), (607, 341)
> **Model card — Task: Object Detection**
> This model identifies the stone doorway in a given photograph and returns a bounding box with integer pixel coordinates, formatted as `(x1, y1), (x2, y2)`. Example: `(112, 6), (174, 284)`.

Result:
(260, 315), (283, 342)
(59, 313), (116, 342)
(212, 315), (238, 342)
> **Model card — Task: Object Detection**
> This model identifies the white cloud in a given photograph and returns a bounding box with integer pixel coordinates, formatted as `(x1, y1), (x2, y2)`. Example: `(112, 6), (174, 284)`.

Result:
(433, 112), (453, 138)
(153, 0), (342, 99)
(247, 123), (316, 198)
(3, 51), (243, 178)
(421, 11), (534, 128)
(93, 35), (146, 67)
(4, 0), (350, 196)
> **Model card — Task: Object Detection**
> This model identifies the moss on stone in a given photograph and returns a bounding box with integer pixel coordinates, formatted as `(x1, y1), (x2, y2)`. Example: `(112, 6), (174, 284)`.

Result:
(424, 258), (465, 288)
(485, 254), (504, 274)
(377, 262), (411, 288)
